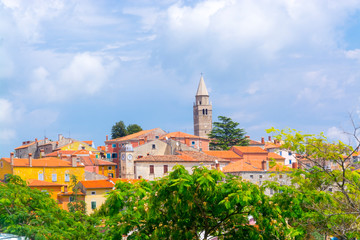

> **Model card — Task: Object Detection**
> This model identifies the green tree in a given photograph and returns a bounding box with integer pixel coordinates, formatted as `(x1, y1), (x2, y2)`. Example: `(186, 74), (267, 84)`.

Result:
(0, 175), (102, 239)
(209, 116), (249, 150)
(67, 175), (86, 214)
(99, 166), (297, 239)
(127, 124), (143, 135)
(111, 121), (128, 139)
(265, 128), (360, 239)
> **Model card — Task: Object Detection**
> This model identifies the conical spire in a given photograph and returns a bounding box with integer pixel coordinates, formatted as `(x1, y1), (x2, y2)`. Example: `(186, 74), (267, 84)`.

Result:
(196, 75), (209, 96)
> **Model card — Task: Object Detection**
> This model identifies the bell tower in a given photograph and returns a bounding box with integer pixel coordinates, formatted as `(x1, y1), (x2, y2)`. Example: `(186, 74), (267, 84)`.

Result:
(193, 75), (212, 138)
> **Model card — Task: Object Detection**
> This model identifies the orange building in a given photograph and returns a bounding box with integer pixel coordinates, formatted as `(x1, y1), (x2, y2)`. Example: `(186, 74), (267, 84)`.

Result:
(27, 179), (64, 200)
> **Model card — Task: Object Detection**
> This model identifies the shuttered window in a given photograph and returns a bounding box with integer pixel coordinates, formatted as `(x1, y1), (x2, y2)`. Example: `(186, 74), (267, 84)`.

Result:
(52, 174), (57, 182)
(65, 174), (70, 182)
(38, 173), (44, 181)
(150, 165), (154, 174)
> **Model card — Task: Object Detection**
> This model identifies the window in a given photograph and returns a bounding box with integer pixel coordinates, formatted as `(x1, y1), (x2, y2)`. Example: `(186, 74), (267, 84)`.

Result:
(106, 153), (111, 159)
(289, 152), (292, 156)
(152, 144), (156, 149)
(289, 160), (292, 164)
(191, 141), (195, 145)
(164, 165), (168, 174)
(91, 191), (96, 195)
(112, 153), (117, 158)
(155, 136), (159, 139)
(69, 196), (75, 202)
(150, 165), (154, 174)
(250, 175), (254, 179)
(109, 173), (114, 178)
(279, 174), (283, 179)
(108, 166), (112, 170)
(41, 190), (49, 195)
(259, 175), (263, 179)
(270, 189), (274, 195)
(279, 151), (282, 156)
(202, 109), (205, 115)
(38, 173), (44, 181)
(205, 109), (208, 115)
(328, 188), (333, 192)
(91, 201), (96, 210)
(0, 161), (3, 168)
(52, 174), (57, 182)
(65, 173), (70, 182)
(112, 144), (116, 148)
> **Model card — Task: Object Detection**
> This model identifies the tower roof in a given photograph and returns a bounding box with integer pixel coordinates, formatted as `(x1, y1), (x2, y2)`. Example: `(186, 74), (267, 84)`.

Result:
(196, 76), (209, 96)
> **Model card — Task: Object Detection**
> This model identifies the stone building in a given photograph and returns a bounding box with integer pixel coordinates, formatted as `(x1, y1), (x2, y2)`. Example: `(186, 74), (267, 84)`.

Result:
(193, 76), (212, 138)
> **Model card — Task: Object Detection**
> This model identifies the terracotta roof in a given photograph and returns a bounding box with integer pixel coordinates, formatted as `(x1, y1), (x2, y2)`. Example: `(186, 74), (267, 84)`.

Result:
(267, 152), (285, 160)
(58, 191), (85, 196)
(14, 141), (35, 150)
(222, 160), (263, 172)
(203, 151), (242, 159)
(1, 157), (83, 167)
(135, 155), (184, 162)
(73, 149), (91, 155)
(161, 131), (209, 140)
(178, 151), (230, 162)
(79, 156), (116, 166)
(79, 178), (140, 189)
(264, 142), (281, 149)
(249, 140), (263, 145)
(268, 164), (291, 172)
(46, 150), (76, 157)
(108, 128), (158, 142)
(27, 179), (64, 187)
(83, 141), (93, 146)
(97, 146), (106, 151)
(232, 146), (268, 154)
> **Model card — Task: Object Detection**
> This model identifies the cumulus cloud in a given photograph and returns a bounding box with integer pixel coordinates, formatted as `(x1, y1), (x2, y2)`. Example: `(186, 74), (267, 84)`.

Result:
(29, 52), (118, 102)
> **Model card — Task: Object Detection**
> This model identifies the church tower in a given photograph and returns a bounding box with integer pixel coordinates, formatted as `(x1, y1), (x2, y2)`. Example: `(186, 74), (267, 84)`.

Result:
(193, 75), (212, 138)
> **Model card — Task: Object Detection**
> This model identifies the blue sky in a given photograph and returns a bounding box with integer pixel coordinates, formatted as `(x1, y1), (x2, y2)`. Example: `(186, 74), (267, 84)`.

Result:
(2, 0), (360, 155)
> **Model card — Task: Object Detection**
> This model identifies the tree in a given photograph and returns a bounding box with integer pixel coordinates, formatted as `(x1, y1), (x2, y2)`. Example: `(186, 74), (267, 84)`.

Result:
(0, 175), (102, 239)
(208, 116), (249, 150)
(67, 175), (86, 214)
(111, 121), (143, 139)
(265, 127), (360, 239)
(99, 166), (297, 239)
(127, 124), (143, 135)
(111, 121), (127, 139)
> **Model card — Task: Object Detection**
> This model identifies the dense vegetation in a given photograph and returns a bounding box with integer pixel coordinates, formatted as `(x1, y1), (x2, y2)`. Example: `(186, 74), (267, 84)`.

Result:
(1, 128), (359, 239)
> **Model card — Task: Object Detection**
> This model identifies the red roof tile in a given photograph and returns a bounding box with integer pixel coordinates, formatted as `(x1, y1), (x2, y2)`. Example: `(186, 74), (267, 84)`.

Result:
(27, 179), (64, 187)
(14, 142), (35, 150)
(203, 151), (242, 159)
(108, 128), (158, 142)
(267, 152), (285, 160)
(232, 146), (268, 154)
(161, 131), (209, 140)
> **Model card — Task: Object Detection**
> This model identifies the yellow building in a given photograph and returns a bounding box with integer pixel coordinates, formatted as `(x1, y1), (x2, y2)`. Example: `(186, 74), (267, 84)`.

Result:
(0, 153), (85, 190)
(58, 141), (100, 156)
(78, 178), (141, 214)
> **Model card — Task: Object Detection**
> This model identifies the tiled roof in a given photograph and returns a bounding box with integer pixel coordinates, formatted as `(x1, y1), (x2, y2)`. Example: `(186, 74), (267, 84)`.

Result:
(178, 151), (230, 162)
(27, 179), (64, 187)
(83, 141), (93, 146)
(97, 146), (106, 151)
(249, 140), (263, 145)
(46, 150), (76, 157)
(79, 156), (116, 166)
(14, 142), (35, 150)
(79, 178), (140, 189)
(232, 146), (268, 154)
(72, 149), (91, 155)
(267, 152), (285, 160)
(203, 151), (242, 159)
(222, 160), (263, 172)
(1, 157), (83, 167)
(268, 164), (291, 172)
(108, 128), (158, 142)
(264, 142), (281, 149)
(161, 131), (209, 140)
(58, 191), (85, 196)
(135, 155), (184, 162)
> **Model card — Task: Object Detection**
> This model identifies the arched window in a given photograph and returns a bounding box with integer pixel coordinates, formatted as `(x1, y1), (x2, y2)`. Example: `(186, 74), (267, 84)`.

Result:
(205, 109), (208, 115)
(202, 109), (205, 115)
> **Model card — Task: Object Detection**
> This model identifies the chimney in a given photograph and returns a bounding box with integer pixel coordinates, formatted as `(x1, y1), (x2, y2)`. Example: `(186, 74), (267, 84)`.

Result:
(28, 153), (33, 167)
(106, 135), (108, 141)
(268, 136), (272, 142)
(292, 162), (298, 169)
(262, 160), (267, 171)
(261, 137), (265, 144)
(185, 137), (190, 146)
(71, 154), (77, 167)
(35, 138), (38, 142)
(10, 152), (14, 166)
(40, 149), (45, 158)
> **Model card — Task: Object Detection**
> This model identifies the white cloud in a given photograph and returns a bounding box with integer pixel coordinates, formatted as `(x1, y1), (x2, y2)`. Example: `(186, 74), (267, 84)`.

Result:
(29, 52), (118, 102)
(327, 126), (351, 143)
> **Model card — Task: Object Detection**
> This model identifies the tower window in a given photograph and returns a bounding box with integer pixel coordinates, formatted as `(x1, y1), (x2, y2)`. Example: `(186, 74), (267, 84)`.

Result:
(205, 109), (208, 115)
(199, 101), (202, 105)
(203, 109), (205, 115)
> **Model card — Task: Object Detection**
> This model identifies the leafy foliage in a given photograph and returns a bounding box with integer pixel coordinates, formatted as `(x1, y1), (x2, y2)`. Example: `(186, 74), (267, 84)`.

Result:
(99, 166), (295, 239)
(67, 175), (86, 214)
(0, 175), (102, 239)
(111, 121), (143, 139)
(209, 116), (249, 150)
(265, 128), (360, 239)
(111, 121), (127, 139)
(127, 124), (143, 135)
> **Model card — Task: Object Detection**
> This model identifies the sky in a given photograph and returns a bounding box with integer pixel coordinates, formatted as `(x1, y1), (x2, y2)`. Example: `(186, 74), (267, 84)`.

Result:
(2, 0), (360, 155)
